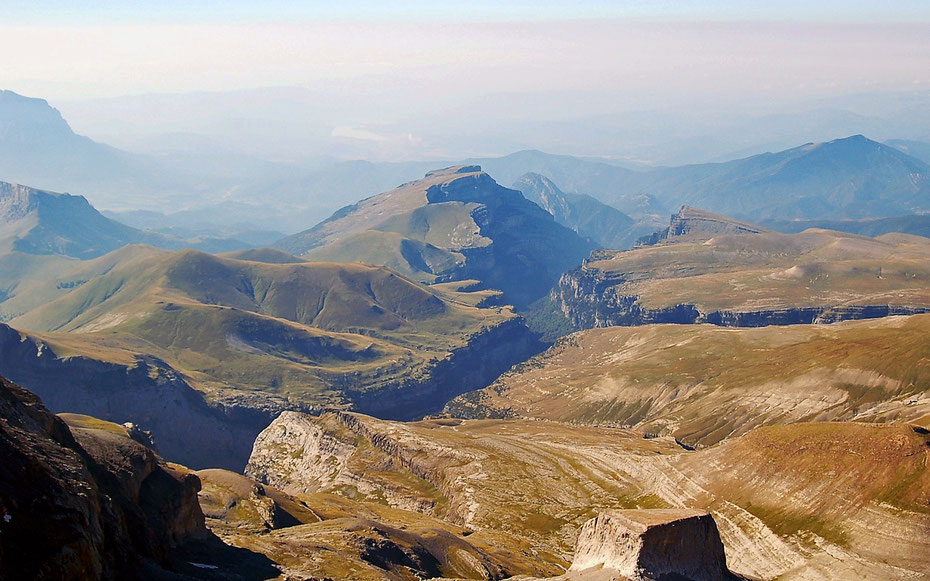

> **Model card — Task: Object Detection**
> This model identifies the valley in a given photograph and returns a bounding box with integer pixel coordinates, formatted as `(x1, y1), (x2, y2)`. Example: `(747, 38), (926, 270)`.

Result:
(4, 94), (930, 580)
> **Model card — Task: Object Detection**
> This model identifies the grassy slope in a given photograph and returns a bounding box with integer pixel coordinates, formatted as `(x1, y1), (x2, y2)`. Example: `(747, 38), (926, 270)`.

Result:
(447, 314), (930, 446)
(9, 248), (517, 406)
(579, 229), (930, 312)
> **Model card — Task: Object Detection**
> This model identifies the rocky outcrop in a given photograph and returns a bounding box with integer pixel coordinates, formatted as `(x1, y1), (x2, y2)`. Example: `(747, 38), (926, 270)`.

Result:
(0, 322), (274, 471)
(636, 206), (768, 247)
(568, 510), (733, 581)
(0, 374), (207, 580)
(245, 411), (445, 515)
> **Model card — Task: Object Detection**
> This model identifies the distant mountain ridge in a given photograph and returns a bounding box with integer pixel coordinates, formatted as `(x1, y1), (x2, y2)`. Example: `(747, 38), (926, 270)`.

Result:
(512, 172), (641, 248)
(0, 180), (260, 259)
(0, 181), (167, 258)
(276, 166), (593, 307)
(478, 136), (930, 222)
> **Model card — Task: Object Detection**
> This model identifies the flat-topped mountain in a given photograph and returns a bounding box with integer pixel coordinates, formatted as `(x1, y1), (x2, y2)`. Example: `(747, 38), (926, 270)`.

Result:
(276, 166), (593, 307)
(553, 210), (930, 329)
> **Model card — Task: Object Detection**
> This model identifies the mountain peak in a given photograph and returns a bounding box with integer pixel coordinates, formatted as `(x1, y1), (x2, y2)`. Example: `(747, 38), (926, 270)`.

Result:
(0, 90), (76, 142)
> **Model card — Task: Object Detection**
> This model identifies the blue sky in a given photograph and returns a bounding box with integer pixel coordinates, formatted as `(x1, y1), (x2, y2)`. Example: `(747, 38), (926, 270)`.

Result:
(6, 0), (930, 24)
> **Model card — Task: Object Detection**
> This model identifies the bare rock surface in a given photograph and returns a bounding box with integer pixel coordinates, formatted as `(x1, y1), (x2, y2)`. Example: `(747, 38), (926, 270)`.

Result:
(0, 374), (209, 579)
(568, 510), (733, 581)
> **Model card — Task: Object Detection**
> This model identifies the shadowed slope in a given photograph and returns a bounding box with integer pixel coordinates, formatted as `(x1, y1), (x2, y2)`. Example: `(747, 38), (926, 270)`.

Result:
(277, 166), (593, 307)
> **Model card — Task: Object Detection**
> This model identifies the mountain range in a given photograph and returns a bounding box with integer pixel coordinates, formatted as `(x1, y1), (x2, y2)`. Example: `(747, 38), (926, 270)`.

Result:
(7, 87), (930, 580)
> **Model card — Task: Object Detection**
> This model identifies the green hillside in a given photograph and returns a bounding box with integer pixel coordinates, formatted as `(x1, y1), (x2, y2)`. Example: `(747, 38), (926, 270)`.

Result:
(8, 248), (537, 417)
(276, 165), (593, 307)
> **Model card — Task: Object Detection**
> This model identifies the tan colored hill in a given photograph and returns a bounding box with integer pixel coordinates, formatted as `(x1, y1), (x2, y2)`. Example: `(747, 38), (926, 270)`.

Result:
(243, 411), (930, 580)
(446, 314), (930, 447)
(555, 226), (930, 328)
(276, 165), (593, 307)
(192, 468), (553, 580)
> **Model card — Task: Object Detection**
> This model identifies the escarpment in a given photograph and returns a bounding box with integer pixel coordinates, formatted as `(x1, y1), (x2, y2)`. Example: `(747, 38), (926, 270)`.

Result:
(552, 218), (930, 331)
(0, 375), (207, 580)
(554, 265), (930, 329)
(0, 322), (274, 471)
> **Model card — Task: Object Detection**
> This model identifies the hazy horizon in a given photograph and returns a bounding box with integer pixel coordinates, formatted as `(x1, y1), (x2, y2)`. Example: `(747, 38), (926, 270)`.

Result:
(2, 2), (928, 164)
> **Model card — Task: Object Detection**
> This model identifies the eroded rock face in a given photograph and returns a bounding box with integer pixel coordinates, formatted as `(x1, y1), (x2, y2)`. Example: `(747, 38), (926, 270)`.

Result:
(245, 411), (356, 495)
(0, 322), (273, 470)
(0, 374), (206, 580)
(636, 206), (768, 247)
(569, 510), (732, 581)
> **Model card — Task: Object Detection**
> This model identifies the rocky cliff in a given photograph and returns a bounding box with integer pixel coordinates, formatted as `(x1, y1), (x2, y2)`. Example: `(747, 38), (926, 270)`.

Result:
(567, 510), (733, 581)
(0, 374), (206, 580)
(554, 266), (930, 329)
(636, 205), (769, 247)
(552, 225), (930, 330)
(0, 322), (274, 470)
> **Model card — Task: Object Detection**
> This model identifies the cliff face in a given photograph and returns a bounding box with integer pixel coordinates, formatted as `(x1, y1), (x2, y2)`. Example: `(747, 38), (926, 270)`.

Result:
(554, 266), (930, 329)
(636, 205), (769, 247)
(568, 510), (733, 581)
(0, 375), (206, 580)
(0, 322), (273, 471)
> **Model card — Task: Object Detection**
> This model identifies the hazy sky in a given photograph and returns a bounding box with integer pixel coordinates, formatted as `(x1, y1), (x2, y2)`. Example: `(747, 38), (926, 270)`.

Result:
(2, 1), (929, 101)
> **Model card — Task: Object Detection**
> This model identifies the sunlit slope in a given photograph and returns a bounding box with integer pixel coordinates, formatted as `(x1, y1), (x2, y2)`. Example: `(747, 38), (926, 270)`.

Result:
(278, 165), (592, 306)
(192, 467), (555, 580)
(9, 248), (531, 415)
(447, 314), (930, 446)
(0, 244), (169, 321)
(247, 411), (930, 580)
(556, 228), (930, 328)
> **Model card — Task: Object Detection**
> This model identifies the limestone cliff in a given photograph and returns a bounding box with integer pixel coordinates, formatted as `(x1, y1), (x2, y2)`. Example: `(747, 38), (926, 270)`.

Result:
(636, 206), (768, 247)
(567, 510), (733, 581)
